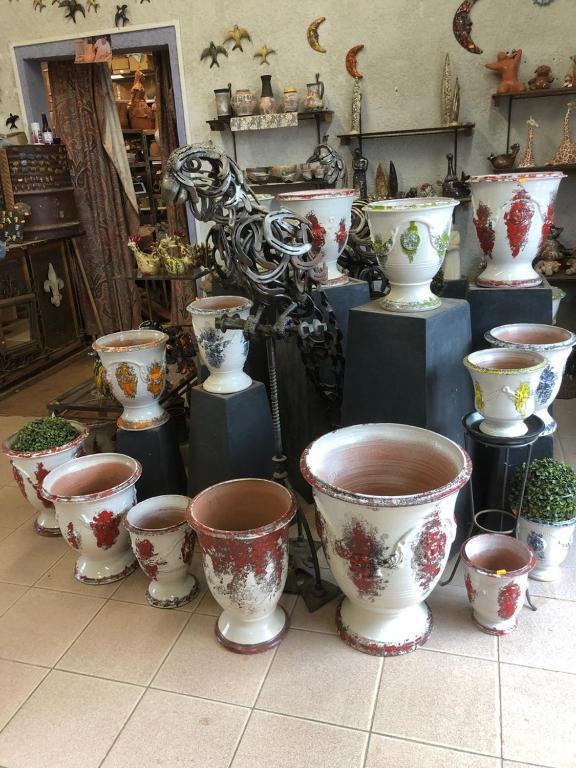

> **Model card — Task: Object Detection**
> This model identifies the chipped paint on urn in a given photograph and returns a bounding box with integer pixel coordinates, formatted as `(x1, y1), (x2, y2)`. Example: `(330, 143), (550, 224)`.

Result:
(41, 453), (141, 584)
(517, 515), (576, 582)
(300, 423), (471, 656)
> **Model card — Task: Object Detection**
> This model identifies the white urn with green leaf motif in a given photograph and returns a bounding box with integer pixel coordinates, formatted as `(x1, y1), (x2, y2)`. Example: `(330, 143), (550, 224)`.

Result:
(366, 198), (459, 312)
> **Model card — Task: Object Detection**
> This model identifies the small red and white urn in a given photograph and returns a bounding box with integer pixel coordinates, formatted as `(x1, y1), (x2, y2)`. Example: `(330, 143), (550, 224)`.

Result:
(41, 453), (141, 584)
(187, 478), (295, 654)
(3, 421), (87, 537)
(125, 494), (198, 608)
(462, 533), (536, 635)
(301, 424), (471, 656)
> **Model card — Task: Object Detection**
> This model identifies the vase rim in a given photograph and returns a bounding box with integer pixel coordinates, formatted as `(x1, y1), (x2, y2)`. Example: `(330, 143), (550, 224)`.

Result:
(125, 494), (190, 534)
(41, 452), (141, 504)
(3, 420), (87, 459)
(300, 423), (471, 507)
(469, 171), (566, 183)
(464, 348), (546, 375)
(93, 329), (168, 353)
(461, 533), (536, 577)
(276, 188), (357, 201)
(485, 323), (576, 351)
(366, 196), (459, 212)
(187, 295), (252, 315)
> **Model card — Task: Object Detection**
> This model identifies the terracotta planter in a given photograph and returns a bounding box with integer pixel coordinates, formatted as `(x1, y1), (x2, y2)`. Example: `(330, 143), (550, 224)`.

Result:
(300, 423), (471, 656)
(462, 533), (535, 635)
(276, 189), (356, 284)
(517, 515), (576, 581)
(464, 348), (546, 438)
(125, 494), (198, 608)
(93, 329), (169, 431)
(366, 197), (459, 312)
(187, 296), (252, 394)
(3, 421), (87, 537)
(42, 453), (141, 584)
(485, 323), (576, 435)
(469, 172), (565, 288)
(187, 478), (295, 654)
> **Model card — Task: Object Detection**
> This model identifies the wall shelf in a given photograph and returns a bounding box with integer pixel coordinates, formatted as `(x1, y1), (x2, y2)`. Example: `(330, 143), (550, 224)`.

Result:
(492, 87), (576, 103)
(493, 164), (576, 174)
(207, 110), (333, 133)
(337, 122), (475, 144)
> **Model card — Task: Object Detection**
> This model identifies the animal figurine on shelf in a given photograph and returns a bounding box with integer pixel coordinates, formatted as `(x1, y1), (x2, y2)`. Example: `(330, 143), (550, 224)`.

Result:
(550, 101), (576, 166)
(528, 65), (554, 90)
(485, 49), (525, 95)
(563, 55), (576, 88)
(538, 225), (572, 264)
(534, 259), (561, 277)
(488, 143), (520, 170)
(518, 117), (539, 168)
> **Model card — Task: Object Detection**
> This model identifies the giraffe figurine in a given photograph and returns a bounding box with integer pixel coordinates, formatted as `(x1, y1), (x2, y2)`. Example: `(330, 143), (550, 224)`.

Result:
(517, 117), (539, 168)
(550, 102), (576, 166)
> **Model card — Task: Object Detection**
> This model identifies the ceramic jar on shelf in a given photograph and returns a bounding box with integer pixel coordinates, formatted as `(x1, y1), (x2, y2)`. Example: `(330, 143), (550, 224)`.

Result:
(302, 77), (325, 111)
(366, 197), (459, 313)
(300, 423), (471, 656)
(469, 171), (565, 288)
(282, 86), (299, 113)
(485, 323), (576, 435)
(187, 478), (295, 653)
(231, 89), (257, 116)
(3, 421), (87, 537)
(259, 75), (276, 115)
(214, 87), (231, 117)
(517, 516), (576, 582)
(93, 329), (169, 431)
(41, 453), (141, 584)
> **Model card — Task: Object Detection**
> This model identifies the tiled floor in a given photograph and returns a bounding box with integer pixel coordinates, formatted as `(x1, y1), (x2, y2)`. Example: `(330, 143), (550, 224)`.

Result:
(0, 398), (575, 767)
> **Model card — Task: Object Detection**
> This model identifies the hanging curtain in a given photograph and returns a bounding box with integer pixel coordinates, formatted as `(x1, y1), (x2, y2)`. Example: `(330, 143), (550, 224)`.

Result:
(48, 61), (141, 334)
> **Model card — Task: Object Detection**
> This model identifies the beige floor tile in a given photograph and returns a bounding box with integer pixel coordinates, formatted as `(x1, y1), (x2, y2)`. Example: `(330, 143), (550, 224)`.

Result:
(501, 664), (576, 768)
(0, 659), (48, 730)
(0, 522), (67, 586)
(101, 689), (249, 768)
(57, 600), (188, 685)
(35, 551), (121, 598)
(528, 544), (576, 601)
(152, 612), (275, 707)
(196, 590), (297, 618)
(0, 583), (27, 616)
(0, 669), (143, 768)
(365, 735), (501, 768)
(372, 650), (500, 756)
(256, 629), (382, 730)
(426, 585), (498, 660)
(110, 566), (205, 612)
(232, 710), (368, 768)
(0, 526), (17, 542)
(502, 763), (553, 768)
(0, 485), (37, 532)
(289, 595), (338, 635)
(0, 588), (104, 666)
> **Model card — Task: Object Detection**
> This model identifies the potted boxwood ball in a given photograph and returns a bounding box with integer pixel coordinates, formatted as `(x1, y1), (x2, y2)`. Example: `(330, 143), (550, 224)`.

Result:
(510, 458), (576, 582)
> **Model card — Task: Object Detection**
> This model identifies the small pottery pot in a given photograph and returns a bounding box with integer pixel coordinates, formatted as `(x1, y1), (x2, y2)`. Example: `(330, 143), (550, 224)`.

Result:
(283, 86), (299, 113)
(517, 515), (576, 581)
(93, 329), (169, 431)
(469, 172), (565, 288)
(302, 79), (325, 111)
(276, 189), (356, 283)
(187, 296), (252, 394)
(214, 87), (231, 117)
(366, 197), (459, 312)
(231, 89), (257, 117)
(485, 324), (576, 435)
(3, 421), (87, 537)
(187, 478), (295, 653)
(259, 74), (275, 115)
(462, 533), (535, 635)
(301, 423), (471, 656)
(125, 494), (198, 608)
(41, 453), (141, 584)
(463, 348), (546, 438)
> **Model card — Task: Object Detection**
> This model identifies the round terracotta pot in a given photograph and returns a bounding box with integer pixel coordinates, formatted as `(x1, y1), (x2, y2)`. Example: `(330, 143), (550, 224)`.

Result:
(517, 515), (576, 582)
(462, 533), (535, 635)
(3, 421), (87, 537)
(463, 348), (546, 438)
(187, 478), (295, 654)
(41, 453), (141, 584)
(125, 494), (198, 608)
(93, 329), (169, 431)
(485, 323), (576, 435)
(300, 423), (471, 656)
(187, 296), (252, 394)
(469, 171), (565, 288)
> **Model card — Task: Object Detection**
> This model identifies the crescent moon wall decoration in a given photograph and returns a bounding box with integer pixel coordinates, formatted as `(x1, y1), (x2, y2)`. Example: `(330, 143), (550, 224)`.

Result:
(346, 44), (364, 79)
(307, 16), (327, 53)
(453, 0), (483, 55)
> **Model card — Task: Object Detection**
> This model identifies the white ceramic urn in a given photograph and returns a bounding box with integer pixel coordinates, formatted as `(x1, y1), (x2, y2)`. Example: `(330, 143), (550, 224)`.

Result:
(300, 423), (471, 656)
(517, 516), (576, 582)
(469, 171), (565, 288)
(187, 296), (252, 394)
(93, 329), (169, 431)
(485, 324), (576, 435)
(365, 197), (459, 312)
(464, 348), (546, 438)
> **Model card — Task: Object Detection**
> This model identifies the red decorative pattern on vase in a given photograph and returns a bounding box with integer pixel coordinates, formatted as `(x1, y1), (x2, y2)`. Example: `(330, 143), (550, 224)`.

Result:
(181, 529), (195, 565)
(136, 538), (159, 578)
(334, 518), (392, 599)
(334, 218), (348, 250)
(504, 188), (534, 258)
(306, 212), (326, 253)
(65, 521), (81, 550)
(473, 203), (495, 258)
(464, 572), (477, 603)
(537, 199), (556, 253)
(412, 509), (447, 592)
(497, 581), (521, 619)
(90, 510), (122, 549)
(11, 464), (26, 498)
(34, 462), (52, 509)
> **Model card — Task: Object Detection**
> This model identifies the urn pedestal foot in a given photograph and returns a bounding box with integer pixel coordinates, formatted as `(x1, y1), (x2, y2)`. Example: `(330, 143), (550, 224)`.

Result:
(146, 574), (199, 608)
(530, 565), (562, 582)
(215, 605), (289, 654)
(34, 511), (62, 538)
(473, 613), (518, 635)
(203, 369), (252, 394)
(535, 410), (556, 436)
(74, 552), (138, 585)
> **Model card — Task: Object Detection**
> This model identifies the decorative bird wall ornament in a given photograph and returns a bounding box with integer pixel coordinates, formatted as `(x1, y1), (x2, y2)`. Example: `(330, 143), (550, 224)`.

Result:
(200, 41), (228, 69)
(223, 24), (251, 52)
(33, 0), (47, 11)
(86, 0), (99, 10)
(253, 45), (276, 66)
(307, 16), (326, 53)
(5, 113), (19, 131)
(54, 0), (86, 23)
(115, 4), (129, 27)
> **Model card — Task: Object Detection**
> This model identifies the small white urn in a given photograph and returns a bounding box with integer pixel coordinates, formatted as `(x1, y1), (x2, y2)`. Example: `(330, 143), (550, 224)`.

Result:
(517, 516), (576, 582)
(485, 323), (576, 435)
(93, 329), (169, 431)
(125, 494), (198, 607)
(464, 348), (546, 438)
(365, 197), (459, 312)
(187, 296), (252, 394)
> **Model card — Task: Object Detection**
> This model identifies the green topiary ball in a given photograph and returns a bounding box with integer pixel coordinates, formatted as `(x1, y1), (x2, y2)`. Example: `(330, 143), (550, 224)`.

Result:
(509, 458), (576, 524)
(11, 417), (79, 453)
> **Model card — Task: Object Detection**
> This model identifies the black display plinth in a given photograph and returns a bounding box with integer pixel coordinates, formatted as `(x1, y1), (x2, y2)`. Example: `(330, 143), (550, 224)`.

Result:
(187, 381), (274, 496)
(116, 418), (187, 501)
(319, 278), (371, 346)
